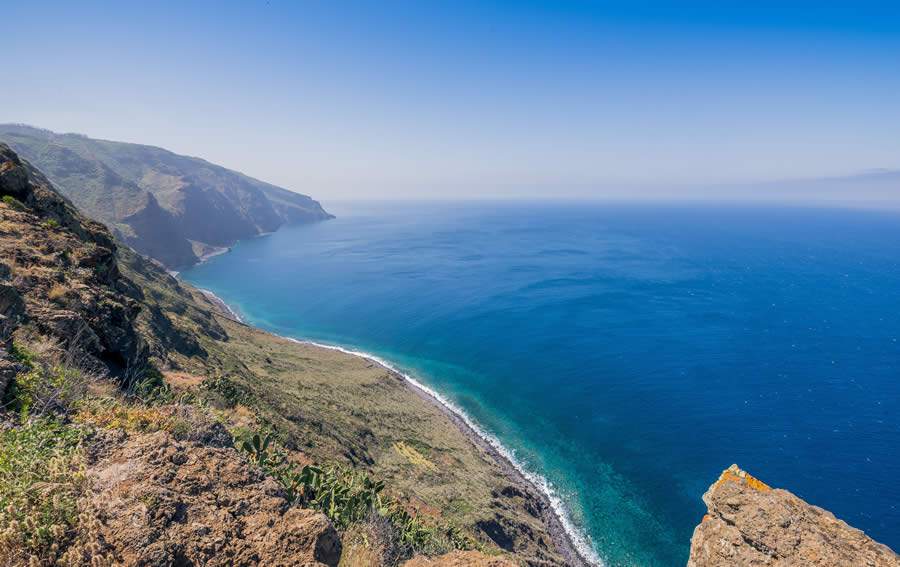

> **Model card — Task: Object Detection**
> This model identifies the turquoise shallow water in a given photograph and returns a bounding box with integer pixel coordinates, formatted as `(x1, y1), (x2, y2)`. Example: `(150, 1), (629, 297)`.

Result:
(183, 201), (900, 566)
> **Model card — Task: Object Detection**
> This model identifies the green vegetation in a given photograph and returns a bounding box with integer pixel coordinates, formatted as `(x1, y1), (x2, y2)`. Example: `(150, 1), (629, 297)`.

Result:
(1, 194), (26, 211)
(0, 123), (331, 269)
(3, 342), (87, 418)
(201, 374), (254, 407)
(41, 218), (60, 229)
(239, 431), (478, 556)
(0, 418), (85, 564)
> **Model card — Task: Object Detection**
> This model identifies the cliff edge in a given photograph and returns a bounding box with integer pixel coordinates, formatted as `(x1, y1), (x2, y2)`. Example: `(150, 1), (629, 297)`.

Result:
(688, 465), (899, 567)
(0, 142), (551, 566)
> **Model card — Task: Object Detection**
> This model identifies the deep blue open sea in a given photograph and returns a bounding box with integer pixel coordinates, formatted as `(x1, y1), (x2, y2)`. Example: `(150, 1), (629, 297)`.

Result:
(182, 202), (900, 566)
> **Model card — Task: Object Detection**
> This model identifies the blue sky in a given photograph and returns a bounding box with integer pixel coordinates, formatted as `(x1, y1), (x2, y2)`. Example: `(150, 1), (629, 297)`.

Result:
(4, 1), (900, 198)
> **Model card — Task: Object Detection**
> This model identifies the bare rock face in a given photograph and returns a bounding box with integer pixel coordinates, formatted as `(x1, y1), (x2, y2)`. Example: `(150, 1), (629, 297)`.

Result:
(688, 465), (899, 567)
(0, 143), (149, 374)
(75, 430), (341, 566)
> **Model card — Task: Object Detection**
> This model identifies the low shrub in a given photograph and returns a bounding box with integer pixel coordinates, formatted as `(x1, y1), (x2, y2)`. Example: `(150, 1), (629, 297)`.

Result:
(201, 374), (253, 407)
(117, 363), (175, 404)
(0, 418), (86, 565)
(239, 431), (478, 558)
(1, 195), (26, 211)
(3, 342), (88, 418)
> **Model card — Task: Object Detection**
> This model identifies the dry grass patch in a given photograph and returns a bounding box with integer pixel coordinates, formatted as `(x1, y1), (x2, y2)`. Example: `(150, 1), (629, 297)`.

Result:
(75, 399), (176, 433)
(394, 441), (438, 472)
(0, 418), (86, 566)
(47, 282), (70, 304)
(162, 370), (205, 391)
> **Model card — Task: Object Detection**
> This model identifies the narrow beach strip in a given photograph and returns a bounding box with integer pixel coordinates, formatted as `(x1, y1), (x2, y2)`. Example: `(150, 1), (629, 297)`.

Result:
(198, 287), (602, 566)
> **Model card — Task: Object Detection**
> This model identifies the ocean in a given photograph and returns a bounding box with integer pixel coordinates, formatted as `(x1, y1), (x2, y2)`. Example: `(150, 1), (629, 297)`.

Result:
(181, 201), (900, 566)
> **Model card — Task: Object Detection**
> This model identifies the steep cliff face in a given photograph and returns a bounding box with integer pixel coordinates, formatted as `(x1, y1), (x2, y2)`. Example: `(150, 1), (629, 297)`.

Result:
(0, 124), (333, 269)
(0, 145), (553, 566)
(0, 143), (150, 377)
(688, 465), (899, 567)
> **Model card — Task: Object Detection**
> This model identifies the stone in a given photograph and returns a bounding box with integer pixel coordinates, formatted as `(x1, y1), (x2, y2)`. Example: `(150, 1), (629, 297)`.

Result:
(688, 465), (899, 567)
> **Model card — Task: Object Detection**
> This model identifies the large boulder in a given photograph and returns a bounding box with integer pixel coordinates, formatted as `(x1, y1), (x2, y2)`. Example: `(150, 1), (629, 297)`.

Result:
(74, 430), (342, 566)
(688, 465), (899, 567)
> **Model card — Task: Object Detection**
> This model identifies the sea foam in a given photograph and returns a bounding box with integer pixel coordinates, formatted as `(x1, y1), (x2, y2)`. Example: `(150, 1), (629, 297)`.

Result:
(285, 337), (605, 567)
(197, 287), (602, 565)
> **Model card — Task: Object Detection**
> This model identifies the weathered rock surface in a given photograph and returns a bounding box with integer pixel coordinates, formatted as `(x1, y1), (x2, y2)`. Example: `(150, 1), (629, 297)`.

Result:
(0, 143), (148, 374)
(76, 429), (341, 566)
(0, 143), (206, 378)
(688, 465), (899, 567)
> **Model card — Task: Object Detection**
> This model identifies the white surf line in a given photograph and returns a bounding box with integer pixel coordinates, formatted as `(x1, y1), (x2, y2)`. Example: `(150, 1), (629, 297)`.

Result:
(192, 283), (603, 564)
(286, 337), (605, 567)
(198, 289), (245, 323)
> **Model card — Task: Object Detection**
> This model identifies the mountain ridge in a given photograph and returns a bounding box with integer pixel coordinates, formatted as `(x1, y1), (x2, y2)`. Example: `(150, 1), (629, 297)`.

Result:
(0, 123), (333, 269)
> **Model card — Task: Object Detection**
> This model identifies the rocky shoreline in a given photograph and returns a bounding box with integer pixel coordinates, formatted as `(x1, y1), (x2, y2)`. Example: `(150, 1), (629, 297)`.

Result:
(402, 373), (595, 567)
(194, 286), (597, 565)
(304, 342), (598, 567)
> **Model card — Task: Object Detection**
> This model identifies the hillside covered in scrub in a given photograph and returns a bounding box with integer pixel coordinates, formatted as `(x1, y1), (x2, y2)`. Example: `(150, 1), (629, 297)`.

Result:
(0, 143), (570, 566)
(0, 124), (333, 269)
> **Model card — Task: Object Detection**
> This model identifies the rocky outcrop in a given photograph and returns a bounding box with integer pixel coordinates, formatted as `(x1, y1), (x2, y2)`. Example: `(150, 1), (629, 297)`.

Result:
(688, 465), (899, 567)
(0, 144), (203, 378)
(76, 428), (342, 566)
(0, 143), (151, 375)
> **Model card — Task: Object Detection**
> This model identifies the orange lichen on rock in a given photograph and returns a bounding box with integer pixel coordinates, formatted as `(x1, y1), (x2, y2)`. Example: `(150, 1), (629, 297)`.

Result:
(713, 464), (771, 492)
(688, 464), (900, 567)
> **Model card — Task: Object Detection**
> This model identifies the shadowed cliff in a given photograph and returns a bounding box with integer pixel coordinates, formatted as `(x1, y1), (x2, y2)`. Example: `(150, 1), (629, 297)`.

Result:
(0, 124), (333, 269)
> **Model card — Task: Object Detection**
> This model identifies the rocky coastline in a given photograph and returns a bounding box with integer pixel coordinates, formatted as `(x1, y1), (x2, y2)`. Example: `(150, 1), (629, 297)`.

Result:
(194, 286), (596, 565)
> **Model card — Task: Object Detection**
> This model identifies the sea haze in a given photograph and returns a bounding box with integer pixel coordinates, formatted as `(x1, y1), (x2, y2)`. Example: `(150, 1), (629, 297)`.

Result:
(182, 201), (900, 566)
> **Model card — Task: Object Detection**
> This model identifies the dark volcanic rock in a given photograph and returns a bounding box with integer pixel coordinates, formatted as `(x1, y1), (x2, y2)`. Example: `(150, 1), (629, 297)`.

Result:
(0, 282), (24, 343)
(0, 351), (20, 398)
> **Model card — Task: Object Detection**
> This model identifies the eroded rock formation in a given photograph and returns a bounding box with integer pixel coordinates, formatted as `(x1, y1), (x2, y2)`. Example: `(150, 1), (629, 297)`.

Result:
(76, 428), (342, 566)
(688, 465), (899, 567)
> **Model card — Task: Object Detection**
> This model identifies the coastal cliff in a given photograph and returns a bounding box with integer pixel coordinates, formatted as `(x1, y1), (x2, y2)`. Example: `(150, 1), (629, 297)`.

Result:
(688, 465), (899, 567)
(0, 143), (565, 566)
(0, 124), (333, 269)
(5, 139), (897, 566)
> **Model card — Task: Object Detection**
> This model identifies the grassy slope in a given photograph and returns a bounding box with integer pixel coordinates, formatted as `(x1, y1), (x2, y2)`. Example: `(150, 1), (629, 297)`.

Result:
(120, 247), (565, 565)
(0, 141), (561, 564)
